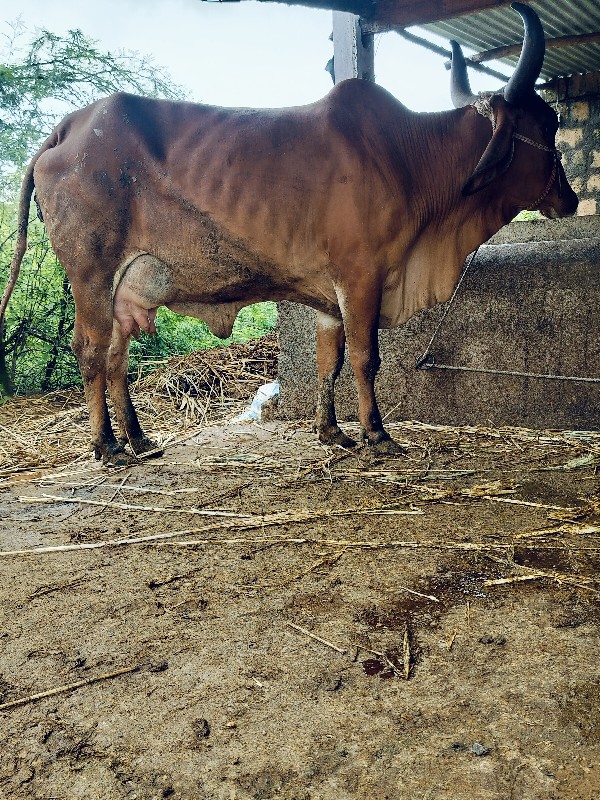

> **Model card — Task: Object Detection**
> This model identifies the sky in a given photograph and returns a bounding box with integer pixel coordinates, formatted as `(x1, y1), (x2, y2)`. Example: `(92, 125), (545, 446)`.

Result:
(8, 0), (505, 112)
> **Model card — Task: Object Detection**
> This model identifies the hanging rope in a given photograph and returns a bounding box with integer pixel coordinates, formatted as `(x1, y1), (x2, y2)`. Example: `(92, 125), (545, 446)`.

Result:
(415, 247), (480, 371)
(415, 248), (600, 385)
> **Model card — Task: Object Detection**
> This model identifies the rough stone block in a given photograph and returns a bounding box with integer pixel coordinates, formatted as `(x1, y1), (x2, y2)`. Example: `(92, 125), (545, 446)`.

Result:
(556, 128), (583, 148)
(578, 199), (597, 216)
(570, 101), (590, 122)
(587, 173), (600, 192)
(570, 176), (583, 194)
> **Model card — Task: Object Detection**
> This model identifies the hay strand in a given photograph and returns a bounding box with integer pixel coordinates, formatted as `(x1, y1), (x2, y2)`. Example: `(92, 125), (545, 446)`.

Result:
(402, 623), (411, 680)
(285, 622), (347, 654)
(0, 666), (140, 712)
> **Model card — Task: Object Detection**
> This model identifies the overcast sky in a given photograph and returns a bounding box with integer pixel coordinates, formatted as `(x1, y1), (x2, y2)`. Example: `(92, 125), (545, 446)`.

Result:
(9, 0), (504, 112)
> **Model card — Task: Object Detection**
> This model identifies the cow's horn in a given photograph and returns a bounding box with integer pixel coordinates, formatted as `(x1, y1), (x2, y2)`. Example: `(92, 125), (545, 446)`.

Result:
(450, 40), (478, 108)
(504, 2), (545, 104)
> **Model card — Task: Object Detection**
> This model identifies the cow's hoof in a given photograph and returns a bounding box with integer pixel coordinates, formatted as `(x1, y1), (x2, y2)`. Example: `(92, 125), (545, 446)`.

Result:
(101, 447), (138, 468)
(318, 427), (357, 449)
(365, 434), (407, 457)
(131, 436), (163, 458)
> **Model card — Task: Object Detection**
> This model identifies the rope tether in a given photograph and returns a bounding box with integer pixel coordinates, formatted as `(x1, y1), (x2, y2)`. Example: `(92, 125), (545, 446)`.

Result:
(415, 248), (600, 385)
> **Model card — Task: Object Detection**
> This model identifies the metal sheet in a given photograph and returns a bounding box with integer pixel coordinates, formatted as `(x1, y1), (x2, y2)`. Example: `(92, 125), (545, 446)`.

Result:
(424, 0), (600, 79)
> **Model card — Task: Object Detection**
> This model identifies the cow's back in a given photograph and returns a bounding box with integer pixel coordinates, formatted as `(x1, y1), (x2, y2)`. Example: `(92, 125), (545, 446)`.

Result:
(33, 94), (331, 282)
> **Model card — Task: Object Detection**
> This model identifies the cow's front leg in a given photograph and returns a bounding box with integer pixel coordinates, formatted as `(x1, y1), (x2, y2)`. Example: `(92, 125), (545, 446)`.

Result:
(72, 314), (134, 467)
(107, 320), (161, 458)
(314, 311), (356, 448)
(340, 289), (406, 456)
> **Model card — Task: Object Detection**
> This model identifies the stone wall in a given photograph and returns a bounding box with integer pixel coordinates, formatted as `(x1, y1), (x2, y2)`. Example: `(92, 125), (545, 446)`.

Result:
(544, 71), (600, 216)
(277, 217), (600, 431)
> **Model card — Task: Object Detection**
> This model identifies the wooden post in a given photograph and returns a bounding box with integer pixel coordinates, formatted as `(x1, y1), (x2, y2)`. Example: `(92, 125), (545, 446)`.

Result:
(332, 11), (374, 83)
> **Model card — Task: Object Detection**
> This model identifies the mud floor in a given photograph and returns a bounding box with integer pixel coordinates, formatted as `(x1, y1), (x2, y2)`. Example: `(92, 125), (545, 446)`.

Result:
(1, 414), (600, 799)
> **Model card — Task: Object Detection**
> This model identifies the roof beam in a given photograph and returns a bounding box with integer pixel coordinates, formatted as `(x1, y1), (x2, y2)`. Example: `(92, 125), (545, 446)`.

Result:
(251, 0), (372, 16)
(471, 30), (600, 63)
(357, 0), (513, 26)
(368, 24), (510, 81)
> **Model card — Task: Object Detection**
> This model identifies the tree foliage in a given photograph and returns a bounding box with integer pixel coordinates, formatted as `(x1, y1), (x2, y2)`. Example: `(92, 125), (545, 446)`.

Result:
(0, 219), (80, 393)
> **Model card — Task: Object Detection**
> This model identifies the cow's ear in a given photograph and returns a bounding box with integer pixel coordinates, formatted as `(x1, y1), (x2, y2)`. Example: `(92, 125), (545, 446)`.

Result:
(462, 98), (517, 196)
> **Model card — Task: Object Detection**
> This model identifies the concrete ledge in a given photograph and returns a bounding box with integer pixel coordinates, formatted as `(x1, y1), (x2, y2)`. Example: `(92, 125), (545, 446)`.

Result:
(489, 214), (600, 244)
(277, 227), (600, 430)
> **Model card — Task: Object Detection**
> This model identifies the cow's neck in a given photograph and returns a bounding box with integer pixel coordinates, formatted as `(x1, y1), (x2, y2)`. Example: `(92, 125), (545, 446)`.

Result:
(385, 108), (514, 324)
(405, 109), (504, 226)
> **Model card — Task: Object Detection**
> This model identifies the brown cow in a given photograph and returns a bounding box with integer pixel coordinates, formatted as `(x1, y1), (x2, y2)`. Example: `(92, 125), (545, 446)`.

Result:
(0, 3), (578, 465)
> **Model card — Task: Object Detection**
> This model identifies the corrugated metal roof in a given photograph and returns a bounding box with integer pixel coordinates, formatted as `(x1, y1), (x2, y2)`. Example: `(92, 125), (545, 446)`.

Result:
(424, 1), (600, 80)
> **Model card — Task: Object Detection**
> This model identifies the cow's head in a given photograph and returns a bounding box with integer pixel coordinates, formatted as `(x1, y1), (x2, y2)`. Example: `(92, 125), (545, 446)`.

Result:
(450, 2), (578, 219)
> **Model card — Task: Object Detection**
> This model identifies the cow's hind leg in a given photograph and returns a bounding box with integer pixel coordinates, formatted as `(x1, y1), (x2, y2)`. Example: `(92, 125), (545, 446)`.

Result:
(315, 312), (355, 448)
(107, 320), (161, 458)
(72, 313), (135, 467)
(338, 286), (406, 456)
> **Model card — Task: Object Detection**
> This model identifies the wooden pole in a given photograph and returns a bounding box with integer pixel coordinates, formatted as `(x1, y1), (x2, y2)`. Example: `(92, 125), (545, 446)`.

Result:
(332, 11), (374, 83)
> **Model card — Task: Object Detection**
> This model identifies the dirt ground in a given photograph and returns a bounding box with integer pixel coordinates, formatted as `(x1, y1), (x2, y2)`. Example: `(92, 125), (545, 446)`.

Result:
(1, 395), (600, 799)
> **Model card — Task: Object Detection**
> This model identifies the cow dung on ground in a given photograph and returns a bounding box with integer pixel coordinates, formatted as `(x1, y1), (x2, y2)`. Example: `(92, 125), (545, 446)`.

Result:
(1, 339), (599, 799)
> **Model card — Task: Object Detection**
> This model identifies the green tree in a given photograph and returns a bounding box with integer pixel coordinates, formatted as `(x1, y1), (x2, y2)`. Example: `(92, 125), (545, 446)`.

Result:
(0, 23), (184, 192)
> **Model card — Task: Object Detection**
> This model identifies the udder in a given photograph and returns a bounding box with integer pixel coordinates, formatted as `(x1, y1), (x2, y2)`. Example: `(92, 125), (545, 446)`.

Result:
(113, 251), (248, 340)
(113, 253), (172, 338)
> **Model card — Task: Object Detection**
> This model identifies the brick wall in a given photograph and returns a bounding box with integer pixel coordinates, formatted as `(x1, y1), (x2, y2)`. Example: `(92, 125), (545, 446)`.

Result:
(543, 71), (600, 216)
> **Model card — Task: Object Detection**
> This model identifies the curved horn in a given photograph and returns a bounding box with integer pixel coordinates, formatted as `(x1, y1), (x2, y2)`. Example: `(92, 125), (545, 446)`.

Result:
(450, 40), (478, 108)
(504, 2), (545, 104)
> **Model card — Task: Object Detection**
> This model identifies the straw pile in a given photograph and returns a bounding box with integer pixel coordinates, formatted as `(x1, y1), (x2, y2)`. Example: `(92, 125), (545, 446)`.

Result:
(0, 333), (279, 474)
(133, 331), (279, 421)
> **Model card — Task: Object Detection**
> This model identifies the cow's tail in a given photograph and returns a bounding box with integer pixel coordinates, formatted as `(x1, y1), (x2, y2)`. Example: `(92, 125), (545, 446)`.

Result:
(0, 133), (57, 324)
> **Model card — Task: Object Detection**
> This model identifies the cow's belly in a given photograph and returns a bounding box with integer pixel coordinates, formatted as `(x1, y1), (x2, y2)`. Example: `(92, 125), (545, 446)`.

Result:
(113, 252), (252, 338)
(113, 250), (339, 339)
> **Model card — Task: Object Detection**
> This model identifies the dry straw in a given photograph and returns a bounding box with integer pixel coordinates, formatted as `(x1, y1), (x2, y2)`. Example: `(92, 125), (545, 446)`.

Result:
(0, 333), (279, 476)
(0, 666), (140, 712)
